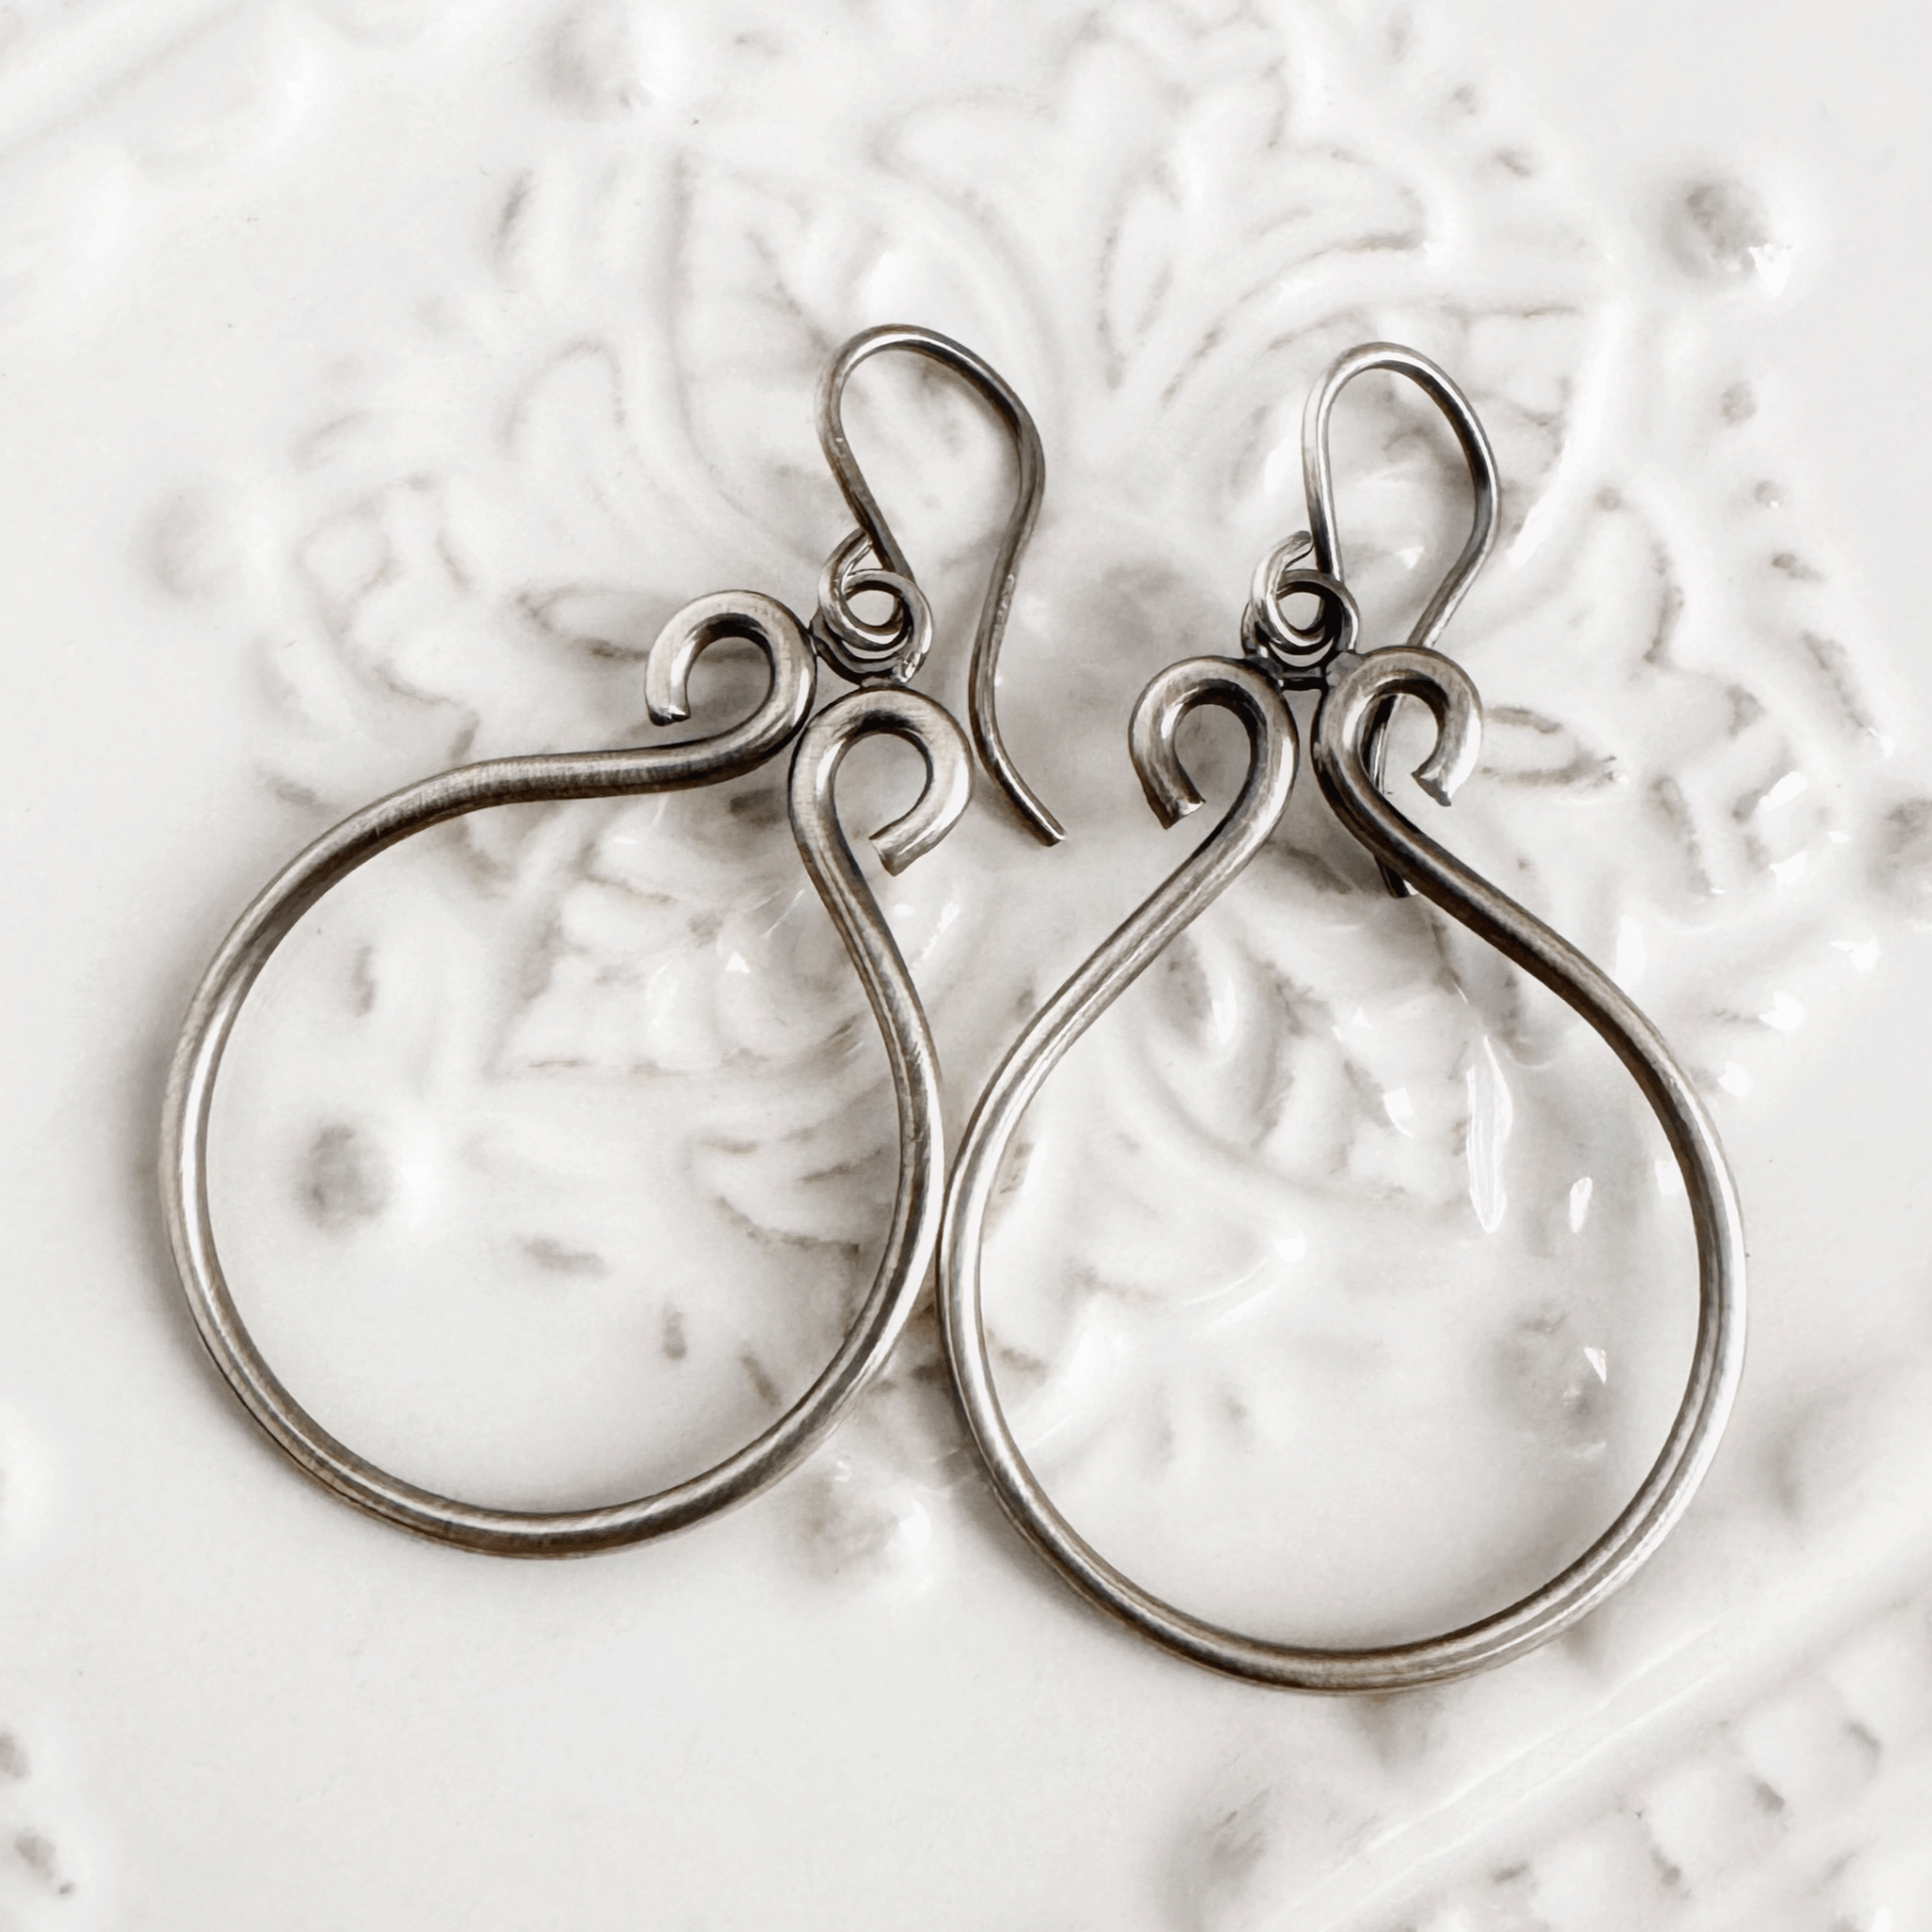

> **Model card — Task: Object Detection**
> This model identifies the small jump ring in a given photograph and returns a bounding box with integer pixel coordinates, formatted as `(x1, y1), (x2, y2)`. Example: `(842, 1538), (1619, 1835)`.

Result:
(812, 530), (934, 685)
(1240, 535), (1360, 688)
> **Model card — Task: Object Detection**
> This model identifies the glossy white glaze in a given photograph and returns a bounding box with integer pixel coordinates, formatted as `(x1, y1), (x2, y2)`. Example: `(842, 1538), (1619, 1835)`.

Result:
(1, 0), (1929, 1926)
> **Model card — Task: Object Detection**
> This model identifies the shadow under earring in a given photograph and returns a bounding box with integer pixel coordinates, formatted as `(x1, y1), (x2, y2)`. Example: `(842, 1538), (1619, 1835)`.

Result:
(162, 323), (1058, 1557)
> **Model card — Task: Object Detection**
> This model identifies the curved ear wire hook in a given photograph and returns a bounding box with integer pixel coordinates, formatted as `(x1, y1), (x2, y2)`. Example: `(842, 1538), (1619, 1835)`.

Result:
(1314, 343), (1496, 897)
(1245, 342), (1499, 897)
(1303, 341), (1499, 653)
(814, 323), (1063, 848)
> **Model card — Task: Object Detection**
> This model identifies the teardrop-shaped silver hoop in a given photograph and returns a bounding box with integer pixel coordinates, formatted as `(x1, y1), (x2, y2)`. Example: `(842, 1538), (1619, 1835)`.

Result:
(941, 648), (1745, 1685)
(161, 592), (970, 1556)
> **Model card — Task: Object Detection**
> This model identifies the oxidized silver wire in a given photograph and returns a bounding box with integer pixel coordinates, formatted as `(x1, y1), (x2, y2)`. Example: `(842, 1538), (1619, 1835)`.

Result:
(1245, 341), (1499, 897)
(813, 324), (1061, 845)
(940, 342), (1747, 1689)
(160, 324), (1053, 1557)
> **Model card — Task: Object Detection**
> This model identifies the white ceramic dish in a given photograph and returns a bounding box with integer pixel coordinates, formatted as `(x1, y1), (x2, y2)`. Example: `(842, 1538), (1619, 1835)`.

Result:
(2, 1), (1929, 1925)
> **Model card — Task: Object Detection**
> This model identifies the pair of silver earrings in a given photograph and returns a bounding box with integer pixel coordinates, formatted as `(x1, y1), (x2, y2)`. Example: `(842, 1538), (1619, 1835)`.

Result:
(159, 326), (1745, 1691)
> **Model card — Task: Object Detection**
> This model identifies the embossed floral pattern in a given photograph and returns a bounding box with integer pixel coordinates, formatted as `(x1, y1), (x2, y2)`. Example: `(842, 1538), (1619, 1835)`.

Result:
(103, 0), (1932, 1924)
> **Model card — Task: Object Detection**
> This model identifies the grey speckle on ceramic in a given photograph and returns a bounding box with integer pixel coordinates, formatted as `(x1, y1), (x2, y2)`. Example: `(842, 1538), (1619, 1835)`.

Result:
(2, 0), (1930, 1926)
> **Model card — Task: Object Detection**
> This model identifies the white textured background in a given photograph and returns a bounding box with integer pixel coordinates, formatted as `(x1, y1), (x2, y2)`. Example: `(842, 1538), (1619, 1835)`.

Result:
(2, 1), (1931, 1927)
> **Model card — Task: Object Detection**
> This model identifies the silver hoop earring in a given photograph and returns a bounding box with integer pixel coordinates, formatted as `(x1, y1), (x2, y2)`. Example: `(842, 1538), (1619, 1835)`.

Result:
(161, 324), (1055, 1557)
(939, 342), (1746, 1689)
